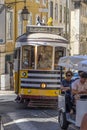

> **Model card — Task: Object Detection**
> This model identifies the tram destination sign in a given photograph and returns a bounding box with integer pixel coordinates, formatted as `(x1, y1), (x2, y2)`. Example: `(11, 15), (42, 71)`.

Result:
(26, 25), (63, 35)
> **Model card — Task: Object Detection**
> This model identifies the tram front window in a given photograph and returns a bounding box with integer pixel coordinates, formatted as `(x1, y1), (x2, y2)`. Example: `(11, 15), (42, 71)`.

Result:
(37, 46), (53, 69)
(22, 45), (35, 69)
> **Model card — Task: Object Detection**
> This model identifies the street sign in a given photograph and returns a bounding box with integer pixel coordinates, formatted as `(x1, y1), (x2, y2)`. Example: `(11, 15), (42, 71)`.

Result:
(39, 8), (48, 12)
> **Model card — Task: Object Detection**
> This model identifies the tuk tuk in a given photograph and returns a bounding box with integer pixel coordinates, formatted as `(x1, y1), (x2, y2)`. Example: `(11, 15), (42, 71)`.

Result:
(58, 56), (87, 129)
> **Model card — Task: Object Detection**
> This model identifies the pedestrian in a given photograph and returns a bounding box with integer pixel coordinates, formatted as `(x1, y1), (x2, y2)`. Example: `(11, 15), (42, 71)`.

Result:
(60, 70), (74, 114)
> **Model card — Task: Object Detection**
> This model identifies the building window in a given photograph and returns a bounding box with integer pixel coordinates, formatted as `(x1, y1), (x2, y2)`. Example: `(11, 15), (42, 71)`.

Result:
(18, 11), (23, 36)
(43, 0), (46, 5)
(60, 5), (62, 23)
(50, 1), (53, 18)
(55, 3), (58, 20)
(67, 8), (69, 23)
(64, 7), (66, 23)
(6, 10), (13, 40)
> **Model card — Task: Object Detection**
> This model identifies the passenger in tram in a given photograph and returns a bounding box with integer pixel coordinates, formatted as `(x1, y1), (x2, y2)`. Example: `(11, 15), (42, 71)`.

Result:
(60, 70), (74, 114)
(72, 72), (87, 100)
(38, 51), (52, 69)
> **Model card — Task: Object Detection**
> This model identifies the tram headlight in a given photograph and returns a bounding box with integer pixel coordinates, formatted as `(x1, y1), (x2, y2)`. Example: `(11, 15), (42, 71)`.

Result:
(20, 71), (28, 78)
(22, 72), (26, 76)
(40, 83), (47, 88)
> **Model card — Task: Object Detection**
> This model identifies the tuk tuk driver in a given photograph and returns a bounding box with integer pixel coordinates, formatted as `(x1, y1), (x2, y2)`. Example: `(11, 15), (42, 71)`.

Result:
(60, 70), (74, 114)
(72, 72), (87, 100)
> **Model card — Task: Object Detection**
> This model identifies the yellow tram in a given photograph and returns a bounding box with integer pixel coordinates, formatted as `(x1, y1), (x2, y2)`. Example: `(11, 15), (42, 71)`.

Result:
(14, 25), (68, 107)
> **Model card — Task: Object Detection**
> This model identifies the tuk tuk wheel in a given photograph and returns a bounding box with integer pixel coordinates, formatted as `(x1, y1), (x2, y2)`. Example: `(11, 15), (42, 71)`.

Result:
(58, 110), (69, 130)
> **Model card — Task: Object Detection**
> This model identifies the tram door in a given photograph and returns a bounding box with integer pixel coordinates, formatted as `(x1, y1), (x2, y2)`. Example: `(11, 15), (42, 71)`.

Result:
(14, 49), (20, 94)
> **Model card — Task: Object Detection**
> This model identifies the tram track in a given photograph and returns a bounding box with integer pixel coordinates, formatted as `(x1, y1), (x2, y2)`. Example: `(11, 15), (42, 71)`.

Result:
(39, 109), (58, 121)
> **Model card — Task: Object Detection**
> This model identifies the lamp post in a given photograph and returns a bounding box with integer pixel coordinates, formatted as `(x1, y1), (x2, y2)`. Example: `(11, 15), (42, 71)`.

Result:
(5, 0), (30, 21)
(21, 0), (30, 20)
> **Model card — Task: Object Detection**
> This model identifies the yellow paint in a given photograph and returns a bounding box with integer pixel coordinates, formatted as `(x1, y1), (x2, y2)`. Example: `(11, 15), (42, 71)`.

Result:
(19, 88), (61, 97)
(14, 72), (19, 94)
(5, 0), (48, 53)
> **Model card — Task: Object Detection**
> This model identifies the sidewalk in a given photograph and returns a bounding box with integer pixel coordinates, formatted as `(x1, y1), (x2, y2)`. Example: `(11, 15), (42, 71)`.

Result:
(0, 90), (15, 95)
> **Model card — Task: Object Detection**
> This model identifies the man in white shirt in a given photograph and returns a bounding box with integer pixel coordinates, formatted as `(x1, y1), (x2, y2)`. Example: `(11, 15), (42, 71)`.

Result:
(72, 72), (87, 99)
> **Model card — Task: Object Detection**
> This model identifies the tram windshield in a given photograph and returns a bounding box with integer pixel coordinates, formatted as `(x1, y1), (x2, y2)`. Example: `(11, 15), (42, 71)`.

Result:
(22, 45), (65, 70)
(37, 46), (53, 69)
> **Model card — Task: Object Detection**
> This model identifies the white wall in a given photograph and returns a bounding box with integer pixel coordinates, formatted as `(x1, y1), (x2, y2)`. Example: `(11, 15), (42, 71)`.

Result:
(70, 9), (80, 55)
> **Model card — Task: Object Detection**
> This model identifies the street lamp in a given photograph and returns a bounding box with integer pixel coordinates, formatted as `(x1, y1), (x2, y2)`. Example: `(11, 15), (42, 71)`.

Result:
(21, 0), (30, 20)
(5, 0), (30, 21)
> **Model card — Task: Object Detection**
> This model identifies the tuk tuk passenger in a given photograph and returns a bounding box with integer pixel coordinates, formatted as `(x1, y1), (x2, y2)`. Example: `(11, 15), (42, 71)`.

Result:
(72, 72), (87, 100)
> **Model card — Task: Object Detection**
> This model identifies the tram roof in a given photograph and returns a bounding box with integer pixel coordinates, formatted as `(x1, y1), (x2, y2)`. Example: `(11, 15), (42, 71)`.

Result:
(16, 32), (68, 48)
(16, 32), (68, 42)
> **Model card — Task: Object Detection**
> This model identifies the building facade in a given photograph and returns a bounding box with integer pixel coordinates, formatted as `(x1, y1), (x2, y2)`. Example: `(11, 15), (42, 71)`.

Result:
(48, 0), (87, 56)
(48, 0), (70, 37)
(0, 0), (48, 88)
(47, 0), (70, 56)
(70, 0), (87, 55)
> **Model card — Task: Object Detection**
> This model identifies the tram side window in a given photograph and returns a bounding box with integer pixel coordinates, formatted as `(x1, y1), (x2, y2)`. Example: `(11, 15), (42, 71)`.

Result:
(22, 46), (35, 69)
(37, 46), (53, 69)
(54, 47), (64, 70)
